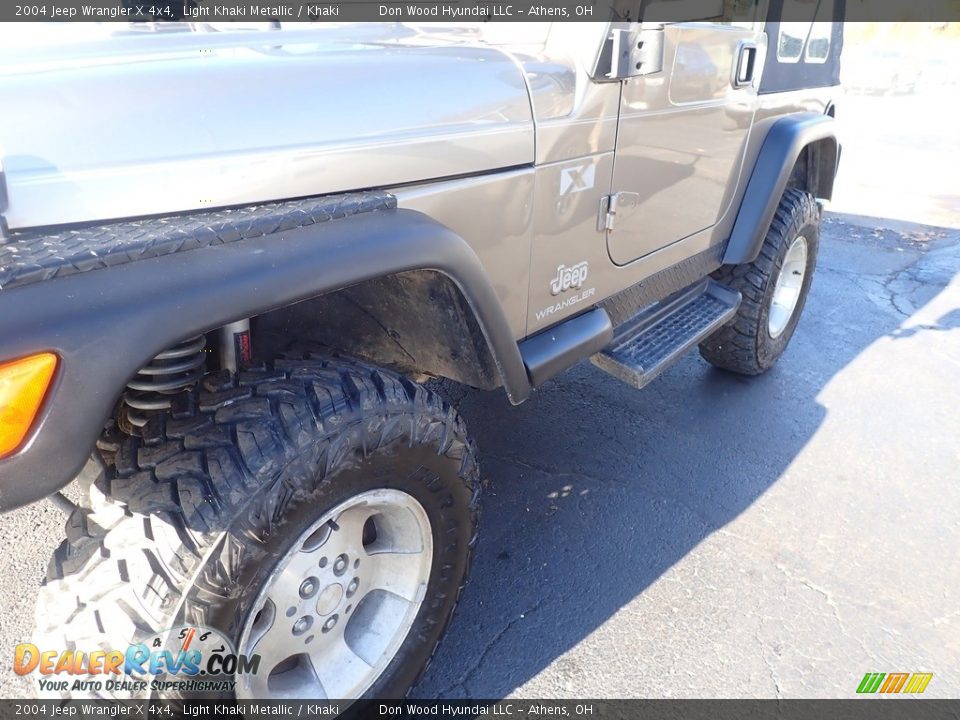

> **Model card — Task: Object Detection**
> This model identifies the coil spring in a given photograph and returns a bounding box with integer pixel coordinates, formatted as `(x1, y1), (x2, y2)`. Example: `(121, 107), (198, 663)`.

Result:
(120, 335), (206, 432)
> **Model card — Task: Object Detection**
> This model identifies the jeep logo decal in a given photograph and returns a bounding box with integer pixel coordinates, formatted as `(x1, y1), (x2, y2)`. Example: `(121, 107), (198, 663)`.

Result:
(550, 262), (589, 296)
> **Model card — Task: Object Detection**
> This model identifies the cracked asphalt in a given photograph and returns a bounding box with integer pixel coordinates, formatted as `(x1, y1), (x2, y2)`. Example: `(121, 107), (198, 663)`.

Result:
(1, 91), (958, 699)
(411, 212), (960, 699)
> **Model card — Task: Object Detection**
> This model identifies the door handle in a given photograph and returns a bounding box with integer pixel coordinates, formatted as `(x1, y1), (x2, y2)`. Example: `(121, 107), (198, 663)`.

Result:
(733, 42), (758, 88)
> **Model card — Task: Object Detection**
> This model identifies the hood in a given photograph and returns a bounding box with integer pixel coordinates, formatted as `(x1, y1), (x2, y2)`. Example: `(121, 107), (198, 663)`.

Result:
(0, 24), (535, 229)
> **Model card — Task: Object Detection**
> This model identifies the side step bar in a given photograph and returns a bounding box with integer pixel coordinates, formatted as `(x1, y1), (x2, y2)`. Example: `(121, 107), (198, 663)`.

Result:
(591, 280), (741, 389)
(519, 308), (613, 387)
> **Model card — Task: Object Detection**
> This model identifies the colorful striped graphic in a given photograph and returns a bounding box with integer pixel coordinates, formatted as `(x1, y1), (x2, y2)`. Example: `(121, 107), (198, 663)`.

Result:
(857, 672), (933, 694)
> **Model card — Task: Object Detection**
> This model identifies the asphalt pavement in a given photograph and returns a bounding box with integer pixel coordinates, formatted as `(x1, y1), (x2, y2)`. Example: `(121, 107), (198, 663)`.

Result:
(0, 91), (957, 698)
(413, 211), (960, 698)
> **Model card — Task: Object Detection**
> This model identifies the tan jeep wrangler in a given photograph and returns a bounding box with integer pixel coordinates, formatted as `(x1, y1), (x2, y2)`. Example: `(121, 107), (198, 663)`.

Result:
(0, 12), (840, 700)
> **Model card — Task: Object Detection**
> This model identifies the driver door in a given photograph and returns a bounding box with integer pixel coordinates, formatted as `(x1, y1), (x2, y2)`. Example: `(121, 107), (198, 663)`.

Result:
(607, 19), (764, 265)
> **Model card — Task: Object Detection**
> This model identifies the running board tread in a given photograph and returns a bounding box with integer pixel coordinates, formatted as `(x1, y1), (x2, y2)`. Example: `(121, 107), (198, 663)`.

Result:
(591, 280), (741, 389)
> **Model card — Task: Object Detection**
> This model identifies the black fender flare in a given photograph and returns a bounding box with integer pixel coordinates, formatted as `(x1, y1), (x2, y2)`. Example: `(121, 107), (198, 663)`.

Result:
(723, 112), (838, 265)
(0, 207), (530, 510)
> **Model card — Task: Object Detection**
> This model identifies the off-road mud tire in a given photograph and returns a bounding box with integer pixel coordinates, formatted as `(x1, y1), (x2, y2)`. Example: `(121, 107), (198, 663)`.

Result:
(699, 188), (820, 375)
(35, 357), (480, 700)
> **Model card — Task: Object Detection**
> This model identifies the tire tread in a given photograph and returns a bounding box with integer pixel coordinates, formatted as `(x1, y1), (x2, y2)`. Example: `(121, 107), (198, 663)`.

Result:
(699, 188), (819, 375)
(36, 356), (479, 699)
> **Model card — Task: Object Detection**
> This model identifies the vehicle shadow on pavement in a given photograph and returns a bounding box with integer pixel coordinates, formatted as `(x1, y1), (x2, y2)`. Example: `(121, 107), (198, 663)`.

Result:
(413, 215), (960, 698)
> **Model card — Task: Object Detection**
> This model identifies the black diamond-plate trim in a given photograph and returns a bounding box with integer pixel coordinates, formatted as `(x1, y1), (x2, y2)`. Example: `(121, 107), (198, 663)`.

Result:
(600, 245), (725, 328)
(0, 191), (396, 291)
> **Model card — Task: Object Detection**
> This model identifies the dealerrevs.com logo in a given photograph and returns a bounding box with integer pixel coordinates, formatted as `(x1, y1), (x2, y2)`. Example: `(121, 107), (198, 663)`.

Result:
(14, 625), (260, 695)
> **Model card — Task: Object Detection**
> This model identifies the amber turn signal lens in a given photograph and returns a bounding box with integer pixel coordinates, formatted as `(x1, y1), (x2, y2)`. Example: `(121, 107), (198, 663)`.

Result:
(0, 352), (57, 459)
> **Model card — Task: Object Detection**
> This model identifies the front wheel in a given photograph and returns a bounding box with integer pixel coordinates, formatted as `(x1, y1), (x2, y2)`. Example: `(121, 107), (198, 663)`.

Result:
(36, 358), (479, 701)
(699, 188), (820, 375)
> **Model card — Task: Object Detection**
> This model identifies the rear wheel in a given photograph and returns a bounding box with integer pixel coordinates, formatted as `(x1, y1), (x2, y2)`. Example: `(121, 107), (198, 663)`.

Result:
(699, 188), (820, 375)
(36, 357), (479, 700)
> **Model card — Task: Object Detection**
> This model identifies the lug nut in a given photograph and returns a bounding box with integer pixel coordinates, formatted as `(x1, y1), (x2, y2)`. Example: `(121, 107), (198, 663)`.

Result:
(300, 577), (319, 599)
(292, 615), (313, 636)
(322, 614), (339, 633)
(346, 577), (360, 598)
(333, 554), (349, 576)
